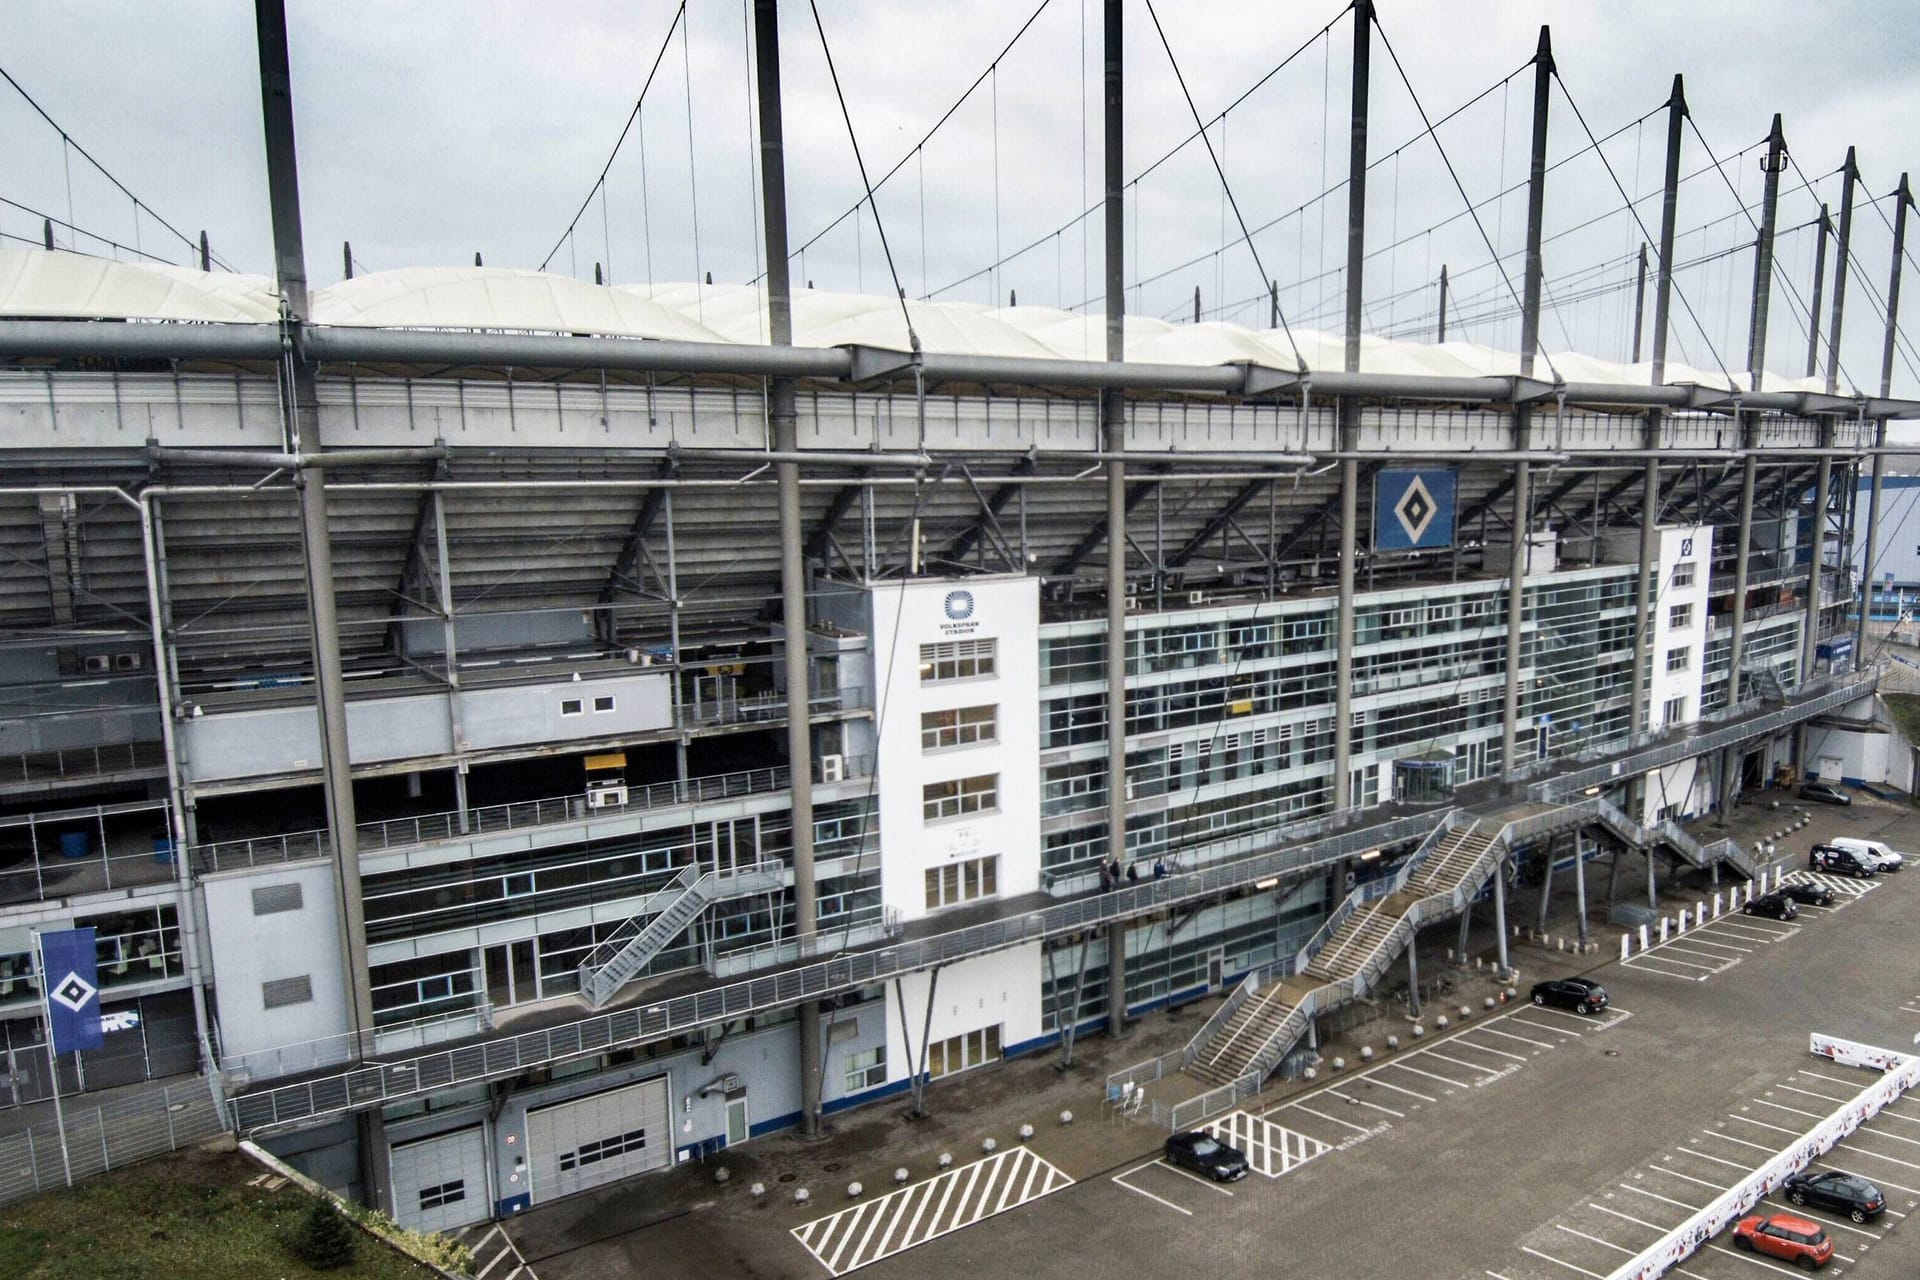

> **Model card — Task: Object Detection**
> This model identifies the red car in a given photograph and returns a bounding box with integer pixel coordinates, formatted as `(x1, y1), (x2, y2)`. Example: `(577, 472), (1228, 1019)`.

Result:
(1734, 1212), (1833, 1269)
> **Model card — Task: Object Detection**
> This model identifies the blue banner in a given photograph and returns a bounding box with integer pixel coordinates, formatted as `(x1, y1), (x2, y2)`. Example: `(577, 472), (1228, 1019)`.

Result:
(40, 927), (102, 1055)
(1374, 469), (1457, 551)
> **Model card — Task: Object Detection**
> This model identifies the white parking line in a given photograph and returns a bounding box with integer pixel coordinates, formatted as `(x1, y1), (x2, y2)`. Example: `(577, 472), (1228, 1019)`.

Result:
(1726, 1115), (1801, 1138)
(1521, 1246), (1606, 1277)
(1475, 1025), (1557, 1050)
(1620, 1183), (1705, 1212)
(1287, 1101), (1374, 1134)
(1649, 1165), (1729, 1193)
(1321, 1088), (1403, 1117)
(1555, 1224), (1635, 1254)
(1382, 1059), (1476, 1089)
(1706, 919), (1796, 940)
(1668, 935), (1754, 953)
(1158, 1160), (1236, 1195)
(1833, 1140), (1920, 1171)
(1524, 1005), (1611, 1026)
(1799, 1069), (1874, 1088)
(1707, 1130), (1775, 1154)
(1447, 1036), (1529, 1062)
(1815, 1162), (1920, 1197)
(1776, 1083), (1851, 1105)
(1353, 1075), (1436, 1102)
(1703, 1241), (1802, 1275)
(1839, 1122), (1920, 1150)
(1674, 1147), (1748, 1171)
(1419, 1047), (1510, 1077)
(1589, 1202), (1671, 1232)
(1752, 1097), (1826, 1122)
(1111, 1169), (1191, 1217)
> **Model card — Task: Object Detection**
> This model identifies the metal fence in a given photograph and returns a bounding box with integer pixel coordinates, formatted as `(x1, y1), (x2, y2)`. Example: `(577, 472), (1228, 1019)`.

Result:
(196, 754), (874, 874)
(0, 1077), (224, 1208)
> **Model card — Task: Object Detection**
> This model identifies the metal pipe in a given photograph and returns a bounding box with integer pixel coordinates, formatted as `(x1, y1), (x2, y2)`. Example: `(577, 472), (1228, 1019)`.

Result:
(1650, 76), (1686, 386)
(1436, 264), (1448, 343)
(254, 0), (309, 321)
(1856, 174), (1909, 664)
(1729, 118), (1787, 752)
(1334, 0), (1372, 815)
(1630, 244), (1648, 364)
(1503, 25), (1551, 785)
(1826, 149), (1858, 396)
(139, 495), (222, 1116)
(1805, 204), (1830, 379)
(753, 0), (822, 1138)
(1102, 0), (1128, 1039)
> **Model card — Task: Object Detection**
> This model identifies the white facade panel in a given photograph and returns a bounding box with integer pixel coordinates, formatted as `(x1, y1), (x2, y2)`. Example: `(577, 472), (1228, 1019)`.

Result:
(885, 943), (1044, 1083)
(201, 861), (350, 1067)
(868, 575), (1040, 925)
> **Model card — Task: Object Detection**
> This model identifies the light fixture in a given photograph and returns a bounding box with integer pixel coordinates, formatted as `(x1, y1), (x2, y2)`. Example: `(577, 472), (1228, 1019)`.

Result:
(1358, 849), (1381, 862)
(1254, 877), (1279, 890)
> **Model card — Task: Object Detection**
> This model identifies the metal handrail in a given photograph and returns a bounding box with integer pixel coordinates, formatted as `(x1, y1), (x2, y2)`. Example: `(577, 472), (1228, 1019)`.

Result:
(575, 865), (704, 976)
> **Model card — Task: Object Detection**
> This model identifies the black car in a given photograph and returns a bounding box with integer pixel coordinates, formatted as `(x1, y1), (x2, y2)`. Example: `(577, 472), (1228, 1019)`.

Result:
(1777, 880), (1837, 908)
(1529, 977), (1609, 1014)
(1810, 844), (1878, 878)
(1799, 781), (1853, 806)
(1164, 1130), (1249, 1182)
(1742, 890), (1798, 921)
(1782, 1169), (1886, 1223)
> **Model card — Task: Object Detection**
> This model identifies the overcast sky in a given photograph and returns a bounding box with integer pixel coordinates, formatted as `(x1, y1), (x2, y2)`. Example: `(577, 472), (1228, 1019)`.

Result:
(4, 1), (1919, 397)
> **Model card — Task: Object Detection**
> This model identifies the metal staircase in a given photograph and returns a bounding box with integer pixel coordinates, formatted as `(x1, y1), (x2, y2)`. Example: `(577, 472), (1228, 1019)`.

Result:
(1180, 813), (1506, 1093)
(578, 861), (786, 1009)
(1745, 665), (1789, 704)
(1582, 796), (1760, 879)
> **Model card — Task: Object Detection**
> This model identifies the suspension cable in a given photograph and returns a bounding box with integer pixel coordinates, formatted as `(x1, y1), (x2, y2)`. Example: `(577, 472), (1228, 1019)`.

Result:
(807, 0), (918, 349)
(1142, 0), (1304, 370)
(1372, 10), (1558, 381)
(537, 2), (685, 272)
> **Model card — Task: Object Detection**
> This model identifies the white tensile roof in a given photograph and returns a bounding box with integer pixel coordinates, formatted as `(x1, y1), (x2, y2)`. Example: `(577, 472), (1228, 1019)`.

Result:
(0, 250), (1851, 395)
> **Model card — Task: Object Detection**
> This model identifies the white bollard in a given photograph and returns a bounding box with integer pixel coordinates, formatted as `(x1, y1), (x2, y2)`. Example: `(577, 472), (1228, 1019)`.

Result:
(1638, 923), (1649, 949)
(1677, 908), (1688, 931)
(1712, 891), (1722, 917)
(1019, 1124), (1034, 1141)
(848, 1182), (864, 1199)
(1621, 933), (1632, 960)
(1361, 1045), (1375, 1061)
(1658, 918), (1668, 942)
(1696, 900), (1707, 925)
(895, 1168), (910, 1184)
(1059, 1110), (1074, 1125)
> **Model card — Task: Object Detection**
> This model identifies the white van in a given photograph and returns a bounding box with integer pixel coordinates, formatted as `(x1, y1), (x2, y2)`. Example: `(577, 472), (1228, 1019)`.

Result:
(1826, 835), (1904, 872)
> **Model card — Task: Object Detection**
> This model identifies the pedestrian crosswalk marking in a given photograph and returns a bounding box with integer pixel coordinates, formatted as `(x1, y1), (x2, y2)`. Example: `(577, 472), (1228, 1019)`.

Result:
(1780, 867), (1879, 899)
(791, 1145), (1073, 1276)
(1204, 1109), (1331, 1179)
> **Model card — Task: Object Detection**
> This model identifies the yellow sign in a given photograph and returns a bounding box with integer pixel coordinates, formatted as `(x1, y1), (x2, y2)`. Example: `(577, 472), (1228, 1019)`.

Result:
(584, 752), (628, 773)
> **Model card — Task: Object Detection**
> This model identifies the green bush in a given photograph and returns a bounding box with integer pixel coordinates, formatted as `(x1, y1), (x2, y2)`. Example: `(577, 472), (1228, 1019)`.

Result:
(291, 1193), (357, 1270)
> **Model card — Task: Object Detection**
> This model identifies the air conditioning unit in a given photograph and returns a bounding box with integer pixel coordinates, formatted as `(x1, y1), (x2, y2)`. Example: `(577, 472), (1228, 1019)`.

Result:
(586, 785), (629, 809)
(1123, 596), (1140, 612)
(82, 655), (111, 674)
(1188, 591), (1207, 607)
(820, 753), (846, 783)
(113, 652), (143, 671)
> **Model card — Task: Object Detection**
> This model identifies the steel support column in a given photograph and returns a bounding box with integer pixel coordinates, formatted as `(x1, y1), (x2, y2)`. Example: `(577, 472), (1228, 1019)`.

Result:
(1631, 77), (1687, 743)
(1102, 0), (1128, 1038)
(1858, 174), (1911, 665)
(1825, 149), (1859, 397)
(1731, 116), (1786, 775)
(1805, 205), (1830, 378)
(430, 491), (469, 823)
(1492, 862), (1510, 979)
(1334, 0), (1371, 813)
(1502, 28), (1551, 784)
(753, 0), (822, 1136)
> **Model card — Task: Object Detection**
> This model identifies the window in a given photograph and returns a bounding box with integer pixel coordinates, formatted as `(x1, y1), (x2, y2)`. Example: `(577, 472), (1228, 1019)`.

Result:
(1671, 562), (1696, 589)
(922, 704), (998, 751)
(925, 855), (1000, 909)
(1663, 695), (1686, 725)
(844, 1045), (887, 1092)
(560, 698), (584, 716)
(1668, 603), (1693, 630)
(262, 975), (313, 1009)
(923, 773), (998, 822)
(592, 695), (616, 713)
(920, 638), (996, 683)
(419, 1180), (466, 1211)
(925, 1024), (1002, 1078)
(504, 873), (535, 897)
(1665, 646), (1691, 672)
(558, 1126), (647, 1172)
(251, 883), (303, 916)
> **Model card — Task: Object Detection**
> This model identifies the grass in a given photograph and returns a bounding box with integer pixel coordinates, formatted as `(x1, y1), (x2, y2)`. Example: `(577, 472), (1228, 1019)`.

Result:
(0, 1147), (442, 1280)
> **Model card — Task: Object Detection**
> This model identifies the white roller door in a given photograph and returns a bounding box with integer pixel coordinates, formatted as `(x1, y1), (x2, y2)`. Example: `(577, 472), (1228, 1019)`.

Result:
(389, 1125), (490, 1234)
(526, 1075), (670, 1202)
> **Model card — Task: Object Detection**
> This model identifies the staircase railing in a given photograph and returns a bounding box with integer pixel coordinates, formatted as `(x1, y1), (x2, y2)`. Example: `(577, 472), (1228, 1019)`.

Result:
(575, 865), (702, 978)
(1179, 971), (1266, 1071)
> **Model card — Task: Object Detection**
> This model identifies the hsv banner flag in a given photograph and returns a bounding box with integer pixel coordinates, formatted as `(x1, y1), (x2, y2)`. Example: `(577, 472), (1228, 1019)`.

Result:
(40, 927), (103, 1055)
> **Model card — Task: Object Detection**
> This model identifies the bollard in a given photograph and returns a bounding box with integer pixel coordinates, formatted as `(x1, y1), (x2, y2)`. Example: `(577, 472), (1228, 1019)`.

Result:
(1060, 1110), (1074, 1125)
(1696, 900), (1707, 925)
(795, 1188), (811, 1205)
(714, 1166), (731, 1184)
(938, 1152), (953, 1168)
(1019, 1124), (1034, 1141)
(1412, 1024), (1426, 1038)
(1658, 918), (1669, 943)
(982, 1138), (997, 1153)
(1332, 1056), (1346, 1071)
(1436, 1016), (1450, 1030)
(1485, 996), (1497, 1010)
(1303, 1066), (1317, 1081)
(1460, 1005), (1472, 1019)
(1712, 891), (1722, 917)
(895, 1168), (910, 1184)
(1386, 1034), (1400, 1050)
(848, 1182), (864, 1199)
(1361, 1045), (1375, 1061)
(1620, 933), (1631, 961)
(751, 1182), (766, 1198)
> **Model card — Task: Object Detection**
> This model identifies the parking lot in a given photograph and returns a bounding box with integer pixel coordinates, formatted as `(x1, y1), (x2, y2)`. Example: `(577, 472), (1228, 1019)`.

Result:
(835, 800), (1920, 1280)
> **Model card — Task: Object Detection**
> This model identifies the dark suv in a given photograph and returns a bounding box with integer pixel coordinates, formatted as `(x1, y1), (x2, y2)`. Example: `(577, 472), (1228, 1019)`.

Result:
(1810, 844), (1878, 878)
(1742, 890), (1798, 921)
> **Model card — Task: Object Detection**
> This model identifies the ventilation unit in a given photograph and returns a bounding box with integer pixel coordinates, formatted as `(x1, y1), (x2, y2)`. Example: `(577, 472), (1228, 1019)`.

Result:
(820, 753), (846, 782)
(113, 652), (143, 671)
(81, 655), (111, 674)
(586, 784), (629, 809)
(1188, 591), (1208, 607)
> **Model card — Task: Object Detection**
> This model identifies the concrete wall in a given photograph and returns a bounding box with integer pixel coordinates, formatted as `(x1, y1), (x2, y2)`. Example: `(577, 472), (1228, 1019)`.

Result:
(179, 671), (673, 781)
(201, 859), (351, 1066)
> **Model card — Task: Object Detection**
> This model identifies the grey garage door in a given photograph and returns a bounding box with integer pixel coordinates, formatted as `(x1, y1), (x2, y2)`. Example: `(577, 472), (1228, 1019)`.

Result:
(389, 1125), (490, 1234)
(526, 1075), (670, 1202)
